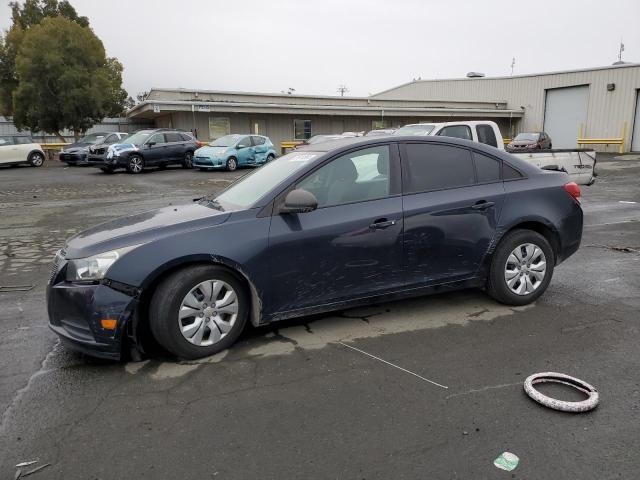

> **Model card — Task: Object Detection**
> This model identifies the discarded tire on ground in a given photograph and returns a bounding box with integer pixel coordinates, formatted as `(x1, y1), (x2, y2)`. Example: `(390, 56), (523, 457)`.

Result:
(523, 372), (599, 412)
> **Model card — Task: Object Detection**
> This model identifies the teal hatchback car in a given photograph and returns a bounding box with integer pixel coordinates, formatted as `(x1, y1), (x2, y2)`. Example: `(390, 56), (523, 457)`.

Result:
(193, 134), (277, 171)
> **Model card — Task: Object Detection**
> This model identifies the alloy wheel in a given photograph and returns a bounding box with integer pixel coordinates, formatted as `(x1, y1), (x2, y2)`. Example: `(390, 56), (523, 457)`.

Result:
(177, 279), (239, 347)
(504, 243), (547, 295)
(30, 153), (44, 166)
(129, 157), (143, 173)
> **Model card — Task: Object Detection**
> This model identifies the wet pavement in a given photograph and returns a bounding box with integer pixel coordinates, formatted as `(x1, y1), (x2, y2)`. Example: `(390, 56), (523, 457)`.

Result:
(1, 156), (639, 479)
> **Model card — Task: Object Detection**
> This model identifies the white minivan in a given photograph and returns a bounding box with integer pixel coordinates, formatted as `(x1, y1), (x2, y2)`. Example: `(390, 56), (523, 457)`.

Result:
(0, 135), (46, 167)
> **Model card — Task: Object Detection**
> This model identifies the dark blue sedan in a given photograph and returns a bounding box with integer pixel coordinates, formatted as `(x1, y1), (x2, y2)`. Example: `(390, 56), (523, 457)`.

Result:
(47, 136), (583, 360)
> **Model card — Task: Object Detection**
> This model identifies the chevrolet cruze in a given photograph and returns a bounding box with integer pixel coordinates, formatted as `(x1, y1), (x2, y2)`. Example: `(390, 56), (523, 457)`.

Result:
(47, 136), (583, 360)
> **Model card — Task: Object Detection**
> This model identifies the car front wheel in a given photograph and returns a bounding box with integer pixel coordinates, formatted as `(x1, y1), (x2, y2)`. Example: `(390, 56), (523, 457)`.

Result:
(226, 157), (237, 171)
(127, 155), (144, 174)
(486, 229), (554, 306)
(149, 265), (249, 359)
(29, 152), (45, 167)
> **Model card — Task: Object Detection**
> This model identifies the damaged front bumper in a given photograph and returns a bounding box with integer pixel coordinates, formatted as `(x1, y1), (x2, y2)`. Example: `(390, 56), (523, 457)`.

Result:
(47, 279), (138, 360)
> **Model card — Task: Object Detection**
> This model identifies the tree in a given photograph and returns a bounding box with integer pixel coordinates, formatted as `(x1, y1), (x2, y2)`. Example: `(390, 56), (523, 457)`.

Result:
(1, 0), (90, 117)
(12, 16), (127, 140)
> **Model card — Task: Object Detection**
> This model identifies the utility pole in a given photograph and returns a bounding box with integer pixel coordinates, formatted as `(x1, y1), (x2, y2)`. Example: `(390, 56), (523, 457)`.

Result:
(337, 85), (349, 97)
(510, 57), (516, 76)
(618, 39), (625, 62)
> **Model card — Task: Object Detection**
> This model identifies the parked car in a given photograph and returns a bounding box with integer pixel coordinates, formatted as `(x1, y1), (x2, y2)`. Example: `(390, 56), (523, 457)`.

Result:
(394, 121), (595, 185)
(506, 132), (553, 152)
(192, 134), (277, 171)
(47, 135), (583, 360)
(365, 129), (396, 136)
(59, 132), (128, 165)
(91, 129), (198, 174)
(295, 134), (344, 148)
(0, 135), (45, 167)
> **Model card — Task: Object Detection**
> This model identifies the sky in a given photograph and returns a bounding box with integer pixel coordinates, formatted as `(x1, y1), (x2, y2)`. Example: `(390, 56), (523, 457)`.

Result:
(1, 0), (639, 98)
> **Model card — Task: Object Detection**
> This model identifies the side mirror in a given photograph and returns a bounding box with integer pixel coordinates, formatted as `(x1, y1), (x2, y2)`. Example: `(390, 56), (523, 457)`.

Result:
(147, 141), (156, 147)
(280, 189), (318, 214)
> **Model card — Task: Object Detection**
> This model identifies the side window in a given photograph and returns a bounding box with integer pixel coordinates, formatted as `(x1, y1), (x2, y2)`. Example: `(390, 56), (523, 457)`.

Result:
(148, 133), (166, 145)
(436, 125), (472, 141)
(503, 163), (524, 180)
(104, 135), (117, 144)
(15, 137), (33, 145)
(404, 143), (475, 193)
(252, 136), (265, 146)
(476, 124), (498, 148)
(294, 119), (312, 140)
(0, 136), (14, 145)
(179, 133), (193, 141)
(297, 145), (391, 208)
(237, 136), (252, 148)
(165, 132), (183, 143)
(473, 152), (501, 183)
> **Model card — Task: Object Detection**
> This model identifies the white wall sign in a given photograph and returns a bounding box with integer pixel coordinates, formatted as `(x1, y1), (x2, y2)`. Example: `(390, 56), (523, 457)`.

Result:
(152, 105), (160, 113)
(198, 105), (211, 113)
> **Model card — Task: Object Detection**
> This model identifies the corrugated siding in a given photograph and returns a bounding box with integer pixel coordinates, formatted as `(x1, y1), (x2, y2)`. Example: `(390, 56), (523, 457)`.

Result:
(372, 66), (640, 151)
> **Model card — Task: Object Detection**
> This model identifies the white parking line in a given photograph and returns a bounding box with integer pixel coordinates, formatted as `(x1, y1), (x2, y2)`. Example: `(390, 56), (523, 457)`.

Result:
(337, 342), (448, 389)
(619, 201), (637, 204)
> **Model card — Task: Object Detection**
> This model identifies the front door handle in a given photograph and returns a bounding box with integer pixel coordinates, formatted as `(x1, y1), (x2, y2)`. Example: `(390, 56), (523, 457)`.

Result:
(369, 218), (397, 229)
(471, 201), (495, 210)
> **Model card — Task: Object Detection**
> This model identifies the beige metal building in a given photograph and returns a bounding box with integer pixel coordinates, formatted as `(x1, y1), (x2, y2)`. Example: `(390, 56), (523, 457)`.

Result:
(128, 63), (640, 152)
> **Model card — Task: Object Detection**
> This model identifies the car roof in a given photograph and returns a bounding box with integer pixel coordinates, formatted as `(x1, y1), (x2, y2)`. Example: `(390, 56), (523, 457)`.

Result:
(295, 135), (540, 175)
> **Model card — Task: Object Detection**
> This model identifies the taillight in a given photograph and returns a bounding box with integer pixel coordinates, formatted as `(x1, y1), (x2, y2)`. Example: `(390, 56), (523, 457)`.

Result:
(564, 182), (581, 203)
(196, 141), (207, 148)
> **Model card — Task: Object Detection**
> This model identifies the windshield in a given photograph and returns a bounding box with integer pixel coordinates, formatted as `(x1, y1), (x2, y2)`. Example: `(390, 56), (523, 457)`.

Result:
(209, 151), (319, 209)
(514, 133), (540, 141)
(79, 133), (107, 145)
(394, 124), (436, 136)
(121, 131), (152, 146)
(211, 134), (242, 147)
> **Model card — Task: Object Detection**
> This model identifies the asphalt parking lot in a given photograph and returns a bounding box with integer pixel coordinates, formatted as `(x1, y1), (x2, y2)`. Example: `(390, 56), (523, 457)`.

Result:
(1, 156), (639, 479)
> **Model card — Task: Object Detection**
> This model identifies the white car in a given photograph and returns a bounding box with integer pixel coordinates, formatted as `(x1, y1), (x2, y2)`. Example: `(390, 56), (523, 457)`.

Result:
(0, 135), (46, 167)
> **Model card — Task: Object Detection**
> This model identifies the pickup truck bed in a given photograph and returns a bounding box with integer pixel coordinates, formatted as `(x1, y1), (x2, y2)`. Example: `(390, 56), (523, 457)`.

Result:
(510, 149), (596, 185)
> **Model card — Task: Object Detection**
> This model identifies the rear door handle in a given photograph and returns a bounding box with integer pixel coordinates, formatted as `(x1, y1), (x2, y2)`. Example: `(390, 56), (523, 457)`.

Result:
(471, 201), (495, 210)
(369, 218), (397, 229)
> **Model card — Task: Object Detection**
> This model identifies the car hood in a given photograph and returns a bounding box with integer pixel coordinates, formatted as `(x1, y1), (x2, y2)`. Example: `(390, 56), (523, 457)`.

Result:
(196, 146), (229, 156)
(63, 203), (230, 259)
(64, 144), (90, 153)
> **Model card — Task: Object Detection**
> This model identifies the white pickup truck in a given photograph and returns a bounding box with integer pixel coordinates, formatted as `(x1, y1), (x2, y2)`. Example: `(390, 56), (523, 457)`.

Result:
(394, 121), (596, 185)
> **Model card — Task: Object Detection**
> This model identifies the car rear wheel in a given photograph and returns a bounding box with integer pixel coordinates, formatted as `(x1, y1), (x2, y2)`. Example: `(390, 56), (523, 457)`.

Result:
(226, 157), (237, 171)
(182, 151), (193, 169)
(149, 265), (249, 359)
(127, 154), (144, 174)
(29, 152), (45, 167)
(486, 229), (554, 306)
(100, 166), (115, 174)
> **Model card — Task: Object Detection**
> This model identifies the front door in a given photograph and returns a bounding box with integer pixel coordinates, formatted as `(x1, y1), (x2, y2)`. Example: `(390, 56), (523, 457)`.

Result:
(267, 144), (404, 315)
(0, 136), (15, 164)
(144, 133), (169, 164)
(235, 136), (255, 165)
(400, 142), (505, 287)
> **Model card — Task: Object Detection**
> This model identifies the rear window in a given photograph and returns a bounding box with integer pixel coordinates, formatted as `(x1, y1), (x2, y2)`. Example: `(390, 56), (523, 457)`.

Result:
(252, 136), (266, 146)
(436, 125), (472, 141)
(503, 163), (524, 180)
(404, 143), (475, 193)
(165, 132), (183, 142)
(473, 152), (501, 183)
(476, 124), (498, 147)
(179, 133), (193, 141)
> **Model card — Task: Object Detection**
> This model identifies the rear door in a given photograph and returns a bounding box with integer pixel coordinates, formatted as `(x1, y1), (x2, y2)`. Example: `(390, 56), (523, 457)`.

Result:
(400, 142), (505, 287)
(267, 144), (404, 314)
(251, 136), (268, 163)
(0, 136), (16, 164)
(164, 132), (185, 161)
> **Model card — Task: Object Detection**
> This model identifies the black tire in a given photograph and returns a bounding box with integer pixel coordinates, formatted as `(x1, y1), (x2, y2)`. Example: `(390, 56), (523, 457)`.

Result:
(226, 157), (237, 171)
(127, 154), (144, 174)
(182, 151), (193, 169)
(29, 151), (45, 167)
(149, 265), (249, 359)
(486, 229), (554, 306)
(100, 167), (115, 174)
(266, 154), (275, 162)
(198, 168), (209, 171)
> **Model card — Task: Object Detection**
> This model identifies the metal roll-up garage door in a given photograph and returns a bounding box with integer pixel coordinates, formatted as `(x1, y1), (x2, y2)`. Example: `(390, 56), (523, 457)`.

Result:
(543, 85), (589, 149)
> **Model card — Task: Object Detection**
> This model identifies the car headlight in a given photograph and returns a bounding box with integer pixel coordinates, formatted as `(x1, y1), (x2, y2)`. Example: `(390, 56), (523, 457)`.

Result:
(65, 245), (140, 282)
